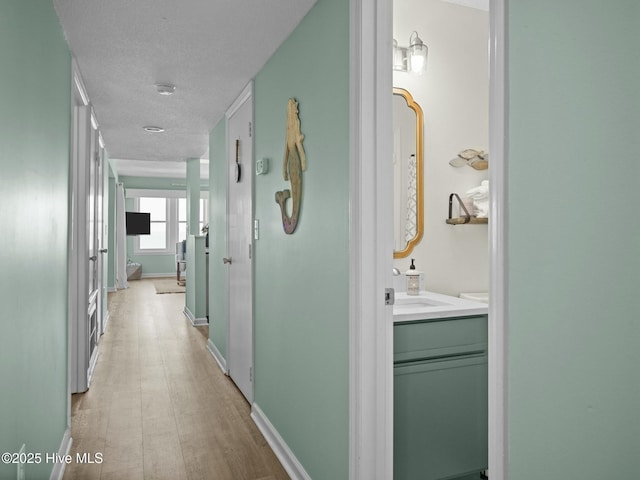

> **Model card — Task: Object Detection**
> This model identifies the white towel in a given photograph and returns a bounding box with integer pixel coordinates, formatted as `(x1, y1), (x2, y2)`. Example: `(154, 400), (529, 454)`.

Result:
(465, 180), (489, 218)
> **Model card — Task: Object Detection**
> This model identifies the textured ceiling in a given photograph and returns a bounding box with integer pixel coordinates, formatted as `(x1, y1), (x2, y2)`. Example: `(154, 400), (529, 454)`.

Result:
(53, 0), (316, 178)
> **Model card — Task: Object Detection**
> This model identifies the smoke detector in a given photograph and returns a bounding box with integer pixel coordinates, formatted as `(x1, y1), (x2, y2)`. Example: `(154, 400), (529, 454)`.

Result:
(155, 83), (176, 95)
(143, 126), (165, 133)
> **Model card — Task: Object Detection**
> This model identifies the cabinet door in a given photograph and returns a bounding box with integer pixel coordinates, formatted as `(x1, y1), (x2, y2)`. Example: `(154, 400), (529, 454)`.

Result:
(394, 355), (488, 480)
(394, 316), (487, 364)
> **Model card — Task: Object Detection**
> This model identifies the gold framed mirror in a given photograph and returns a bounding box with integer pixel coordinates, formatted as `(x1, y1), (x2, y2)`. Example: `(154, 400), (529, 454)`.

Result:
(393, 87), (424, 259)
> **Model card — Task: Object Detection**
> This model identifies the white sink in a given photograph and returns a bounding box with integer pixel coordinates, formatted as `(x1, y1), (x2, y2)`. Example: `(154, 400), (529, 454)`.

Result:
(393, 291), (488, 322)
(394, 296), (453, 308)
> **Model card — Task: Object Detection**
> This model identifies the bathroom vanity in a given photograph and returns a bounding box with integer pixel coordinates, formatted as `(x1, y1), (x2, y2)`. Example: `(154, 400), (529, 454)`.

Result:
(393, 292), (488, 480)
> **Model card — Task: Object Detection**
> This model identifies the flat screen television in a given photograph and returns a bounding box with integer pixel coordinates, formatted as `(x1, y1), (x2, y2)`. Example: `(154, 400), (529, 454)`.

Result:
(125, 212), (151, 235)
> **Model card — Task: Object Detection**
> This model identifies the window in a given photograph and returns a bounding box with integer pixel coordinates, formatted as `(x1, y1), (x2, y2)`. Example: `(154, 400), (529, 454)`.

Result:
(130, 190), (209, 255)
(138, 197), (167, 250)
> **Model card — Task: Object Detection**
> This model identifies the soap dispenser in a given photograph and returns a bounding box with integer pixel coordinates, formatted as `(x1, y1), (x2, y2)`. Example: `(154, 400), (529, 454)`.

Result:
(405, 259), (421, 296)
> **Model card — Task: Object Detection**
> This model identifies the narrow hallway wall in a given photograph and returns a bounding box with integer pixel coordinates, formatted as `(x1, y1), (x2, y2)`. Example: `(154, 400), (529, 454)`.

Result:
(252, 0), (350, 477)
(207, 0), (349, 477)
(507, 1), (640, 477)
(0, 1), (72, 478)
(208, 121), (227, 359)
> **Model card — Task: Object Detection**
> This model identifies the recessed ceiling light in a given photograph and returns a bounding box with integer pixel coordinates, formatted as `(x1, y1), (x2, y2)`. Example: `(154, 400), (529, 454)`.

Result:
(143, 126), (165, 133)
(155, 83), (176, 95)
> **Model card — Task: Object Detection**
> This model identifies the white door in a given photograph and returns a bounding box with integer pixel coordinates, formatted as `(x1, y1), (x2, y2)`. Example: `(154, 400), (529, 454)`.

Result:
(96, 141), (107, 336)
(88, 125), (104, 355)
(69, 65), (105, 393)
(226, 84), (254, 403)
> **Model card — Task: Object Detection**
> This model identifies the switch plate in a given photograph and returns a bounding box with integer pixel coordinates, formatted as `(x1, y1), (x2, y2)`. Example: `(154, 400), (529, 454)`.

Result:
(256, 158), (269, 175)
(385, 288), (395, 305)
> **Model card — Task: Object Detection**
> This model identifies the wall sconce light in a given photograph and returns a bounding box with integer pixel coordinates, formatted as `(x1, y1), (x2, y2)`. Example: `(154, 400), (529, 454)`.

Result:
(393, 39), (408, 72)
(393, 31), (428, 75)
(408, 31), (428, 74)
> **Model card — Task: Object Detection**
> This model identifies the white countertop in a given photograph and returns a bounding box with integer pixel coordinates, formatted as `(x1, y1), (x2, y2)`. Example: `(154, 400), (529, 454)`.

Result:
(393, 290), (488, 323)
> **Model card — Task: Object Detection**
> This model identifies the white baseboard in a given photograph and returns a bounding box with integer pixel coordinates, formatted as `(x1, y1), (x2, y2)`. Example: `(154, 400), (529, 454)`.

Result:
(183, 306), (208, 326)
(102, 311), (110, 333)
(206, 339), (228, 374)
(49, 428), (72, 480)
(251, 403), (311, 480)
(87, 346), (100, 388)
(140, 272), (175, 278)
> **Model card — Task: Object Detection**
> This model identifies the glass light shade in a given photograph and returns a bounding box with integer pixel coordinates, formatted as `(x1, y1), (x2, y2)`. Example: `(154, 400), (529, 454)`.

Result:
(393, 39), (407, 71)
(409, 43), (427, 74)
(408, 31), (428, 74)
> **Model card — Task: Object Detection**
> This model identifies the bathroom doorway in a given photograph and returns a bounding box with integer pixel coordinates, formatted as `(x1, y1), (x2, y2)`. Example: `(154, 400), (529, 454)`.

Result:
(348, 0), (507, 478)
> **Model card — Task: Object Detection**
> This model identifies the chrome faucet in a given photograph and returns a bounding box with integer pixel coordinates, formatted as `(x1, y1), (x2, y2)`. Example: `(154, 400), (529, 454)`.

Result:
(392, 268), (401, 276)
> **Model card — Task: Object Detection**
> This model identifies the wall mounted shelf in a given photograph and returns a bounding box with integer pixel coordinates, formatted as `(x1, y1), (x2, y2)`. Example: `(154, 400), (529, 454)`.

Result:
(446, 217), (488, 225)
(446, 193), (488, 225)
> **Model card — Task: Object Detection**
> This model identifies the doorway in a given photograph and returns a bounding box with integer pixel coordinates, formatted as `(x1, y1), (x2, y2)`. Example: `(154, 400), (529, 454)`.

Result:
(69, 62), (106, 395)
(225, 83), (255, 403)
(348, 0), (507, 478)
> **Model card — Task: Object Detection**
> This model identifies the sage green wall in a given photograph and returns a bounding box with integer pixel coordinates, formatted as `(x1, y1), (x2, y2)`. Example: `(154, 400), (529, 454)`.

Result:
(0, 1), (71, 478)
(185, 236), (207, 320)
(126, 253), (175, 276)
(253, 0), (349, 477)
(186, 159), (201, 235)
(508, 2), (640, 478)
(208, 121), (227, 358)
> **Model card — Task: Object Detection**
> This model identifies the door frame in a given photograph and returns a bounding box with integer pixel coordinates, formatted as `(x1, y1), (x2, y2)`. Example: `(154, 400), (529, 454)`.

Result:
(225, 81), (255, 402)
(68, 60), (91, 395)
(68, 59), (106, 395)
(487, 0), (509, 477)
(349, 0), (394, 478)
(348, 0), (508, 478)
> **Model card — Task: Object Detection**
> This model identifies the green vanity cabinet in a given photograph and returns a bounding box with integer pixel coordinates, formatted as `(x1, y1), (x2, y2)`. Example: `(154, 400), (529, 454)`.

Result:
(394, 315), (488, 480)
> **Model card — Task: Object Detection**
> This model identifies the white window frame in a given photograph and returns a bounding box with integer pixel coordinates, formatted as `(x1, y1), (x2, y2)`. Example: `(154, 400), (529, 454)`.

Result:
(126, 189), (208, 255)
(132, 196), (174, 255)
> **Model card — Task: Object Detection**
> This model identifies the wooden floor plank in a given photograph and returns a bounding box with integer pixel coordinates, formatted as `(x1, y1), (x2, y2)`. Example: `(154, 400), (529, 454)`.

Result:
(63, 279), (289, 480)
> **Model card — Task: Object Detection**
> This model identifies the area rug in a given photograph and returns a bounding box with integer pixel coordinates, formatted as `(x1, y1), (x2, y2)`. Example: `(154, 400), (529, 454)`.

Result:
(154, 278), (185, 294)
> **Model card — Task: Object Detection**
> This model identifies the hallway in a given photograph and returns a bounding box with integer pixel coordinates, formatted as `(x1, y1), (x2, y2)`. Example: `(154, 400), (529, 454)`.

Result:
(64, 279), (289, 480)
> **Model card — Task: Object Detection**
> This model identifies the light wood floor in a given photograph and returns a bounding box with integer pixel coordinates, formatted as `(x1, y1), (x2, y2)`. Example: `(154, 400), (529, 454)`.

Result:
(64, 279), (289, 480)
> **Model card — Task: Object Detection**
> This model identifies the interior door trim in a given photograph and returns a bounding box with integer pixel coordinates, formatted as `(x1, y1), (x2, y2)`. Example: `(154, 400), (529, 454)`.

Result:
(68, 61), (92, 395)
(488, 0), (509, 477)
(349, 1), (508, 478)
(348, 0), (394, 478)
